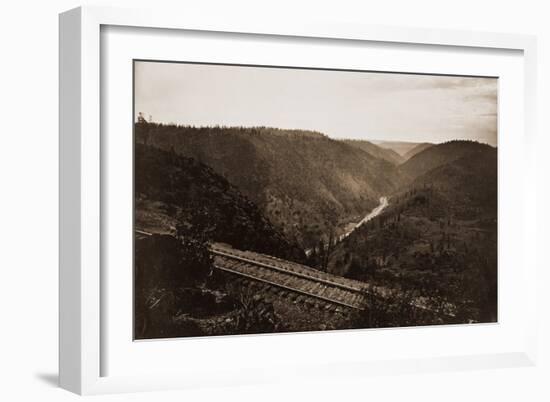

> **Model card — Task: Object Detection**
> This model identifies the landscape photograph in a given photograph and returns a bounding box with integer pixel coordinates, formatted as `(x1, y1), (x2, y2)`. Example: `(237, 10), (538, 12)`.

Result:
(133, 61), (498, 339)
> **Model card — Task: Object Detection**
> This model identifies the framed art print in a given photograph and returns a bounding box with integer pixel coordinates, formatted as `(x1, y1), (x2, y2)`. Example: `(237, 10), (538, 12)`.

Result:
(132, 61), (498, 340)
(59, 5), (538, 395)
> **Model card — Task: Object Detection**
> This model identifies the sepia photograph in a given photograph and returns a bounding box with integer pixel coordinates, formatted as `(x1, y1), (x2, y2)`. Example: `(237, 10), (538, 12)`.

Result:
(133, 60), (498, 340)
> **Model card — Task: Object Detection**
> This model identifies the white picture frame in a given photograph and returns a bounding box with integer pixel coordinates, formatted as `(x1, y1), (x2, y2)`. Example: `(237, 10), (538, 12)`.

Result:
(59, 5), (538, 395)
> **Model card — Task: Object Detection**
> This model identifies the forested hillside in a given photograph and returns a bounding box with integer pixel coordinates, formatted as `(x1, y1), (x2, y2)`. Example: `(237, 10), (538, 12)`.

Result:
(135, 123), (403, 248)
(408, 146), (497, 219)
(400, 140), (494, 181)
(135, 143), (305, 262)
(327, 141), (497, 323)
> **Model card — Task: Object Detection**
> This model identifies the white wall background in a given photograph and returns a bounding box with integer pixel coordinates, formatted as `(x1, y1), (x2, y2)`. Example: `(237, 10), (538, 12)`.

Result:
(0, 0), (548, 400)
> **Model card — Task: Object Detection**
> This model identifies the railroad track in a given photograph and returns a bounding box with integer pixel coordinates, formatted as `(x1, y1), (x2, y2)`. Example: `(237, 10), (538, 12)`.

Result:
(135, 231), (448, 316)
(210, 245), (368, 311)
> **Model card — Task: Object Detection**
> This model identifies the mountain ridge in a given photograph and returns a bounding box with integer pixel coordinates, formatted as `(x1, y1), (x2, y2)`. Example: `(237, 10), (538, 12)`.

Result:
(135, 123), (404, 248)
(399, 140), (495, 183)
(340, 139), (405, 165)
(402, 142), (433, 161)
(372, 140), (430, 156)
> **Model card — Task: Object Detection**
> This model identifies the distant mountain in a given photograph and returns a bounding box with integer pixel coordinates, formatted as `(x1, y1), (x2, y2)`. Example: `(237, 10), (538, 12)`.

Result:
(371, 140), (428, 157)
(402, 143), (433, 162)
(341, 139), (405, 165)
(135, 143), (305, 262)
(400, 140), (495, 183)
(135, 123), (403, 248)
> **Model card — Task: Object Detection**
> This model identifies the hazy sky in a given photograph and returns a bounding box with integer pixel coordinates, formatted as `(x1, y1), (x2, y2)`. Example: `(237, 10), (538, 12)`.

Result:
(134, 61), (498, 146)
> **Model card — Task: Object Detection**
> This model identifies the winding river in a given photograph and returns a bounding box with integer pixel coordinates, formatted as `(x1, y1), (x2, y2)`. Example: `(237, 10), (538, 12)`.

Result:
(338, 196), (389, 242)
(305, 196), (389, 256)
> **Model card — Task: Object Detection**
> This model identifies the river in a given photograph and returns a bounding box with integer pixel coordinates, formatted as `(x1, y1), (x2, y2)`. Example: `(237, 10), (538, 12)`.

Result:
(305, 196), (389, 256)
(338, 196), (389, 242)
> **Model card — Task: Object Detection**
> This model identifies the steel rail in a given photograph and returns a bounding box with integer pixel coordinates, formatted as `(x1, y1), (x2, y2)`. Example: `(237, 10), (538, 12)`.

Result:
(211, 247), (367, 294)
(213, 261), (364, 310)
